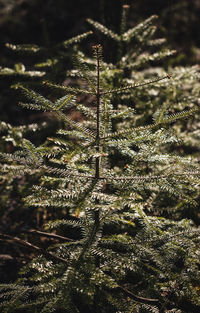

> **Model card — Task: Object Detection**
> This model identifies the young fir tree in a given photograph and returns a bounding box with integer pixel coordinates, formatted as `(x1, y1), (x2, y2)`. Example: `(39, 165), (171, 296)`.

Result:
(0, 45), (200, 313)
(1, 4), (199, 238)
(87, 5), (200, 223)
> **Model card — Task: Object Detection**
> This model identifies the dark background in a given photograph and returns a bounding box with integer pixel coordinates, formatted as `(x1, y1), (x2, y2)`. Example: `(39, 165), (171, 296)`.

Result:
(1, 0), (200, 62)
(1, 0), (200, 124)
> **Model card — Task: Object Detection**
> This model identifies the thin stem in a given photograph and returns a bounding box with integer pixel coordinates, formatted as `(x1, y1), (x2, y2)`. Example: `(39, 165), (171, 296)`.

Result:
(120, 5), (130, 36)
(95, 44), (101, 180)
(93, 44), (102, 238)
(118, 4), (130, 61)
(118, 284), (159, 305)
(0, 233), (68, 264)
(101, 74), (172, 95)
(21, 228), (75, 242)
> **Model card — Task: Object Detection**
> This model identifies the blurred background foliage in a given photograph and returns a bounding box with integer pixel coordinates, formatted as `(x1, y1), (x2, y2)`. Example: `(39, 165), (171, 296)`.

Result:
(1, 0), (200, 124)
(0, 0), (200, 56)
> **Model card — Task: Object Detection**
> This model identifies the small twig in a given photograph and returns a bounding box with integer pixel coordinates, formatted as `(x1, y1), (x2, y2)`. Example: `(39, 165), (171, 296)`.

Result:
(101, 269), (159, 305)
(21, 228), (75, 242)
(101, 74), (172, 95)
(118, 284), (159, 305)
(0, 233), (67, 264)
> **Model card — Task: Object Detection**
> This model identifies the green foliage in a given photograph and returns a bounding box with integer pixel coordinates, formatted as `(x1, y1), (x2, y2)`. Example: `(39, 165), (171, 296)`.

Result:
(0, 29), (93, 230)
(0, 41), (200, 312)
(0, 31), (92, 82)
(0, 5), (200, 313)
(86, 5), (200, 222)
